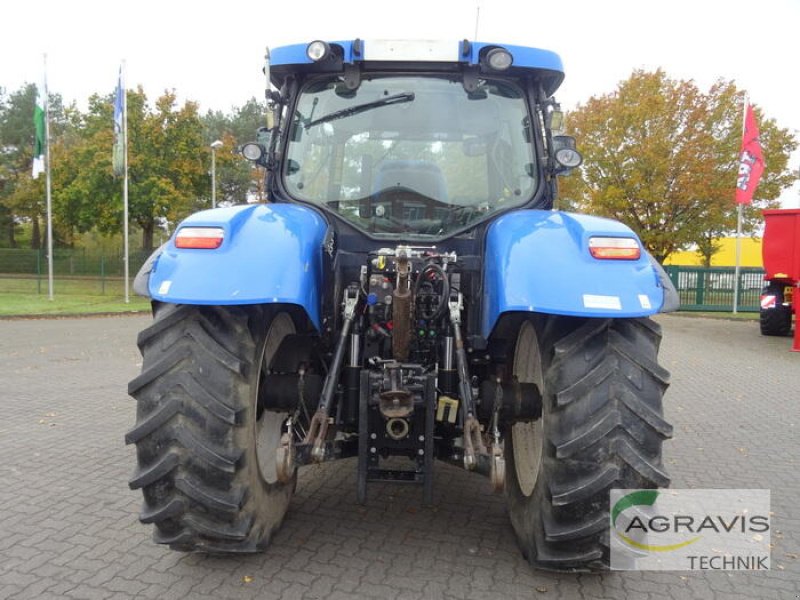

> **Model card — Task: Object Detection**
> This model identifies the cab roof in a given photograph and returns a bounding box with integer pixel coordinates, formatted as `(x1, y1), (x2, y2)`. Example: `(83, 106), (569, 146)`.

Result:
(269, 39), (565, 96)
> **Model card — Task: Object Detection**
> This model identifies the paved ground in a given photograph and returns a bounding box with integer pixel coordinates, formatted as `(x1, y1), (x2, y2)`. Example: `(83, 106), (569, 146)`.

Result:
(0, 313), (797, 600)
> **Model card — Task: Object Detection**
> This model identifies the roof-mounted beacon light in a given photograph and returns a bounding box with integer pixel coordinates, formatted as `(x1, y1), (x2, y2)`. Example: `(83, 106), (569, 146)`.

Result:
(307, 40), (331, 62)
(484, 47), (513, 71)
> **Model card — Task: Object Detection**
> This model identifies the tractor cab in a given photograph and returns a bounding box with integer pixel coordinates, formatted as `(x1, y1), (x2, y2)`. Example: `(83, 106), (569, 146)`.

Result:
(243, 39), (581, 239)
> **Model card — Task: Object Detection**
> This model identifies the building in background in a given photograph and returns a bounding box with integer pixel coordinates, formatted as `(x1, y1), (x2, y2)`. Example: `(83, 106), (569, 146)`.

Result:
(664, 237), (763, 267)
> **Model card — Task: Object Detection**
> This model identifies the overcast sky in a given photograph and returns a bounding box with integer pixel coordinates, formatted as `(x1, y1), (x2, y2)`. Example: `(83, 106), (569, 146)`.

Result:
(3, 0), (798, 206)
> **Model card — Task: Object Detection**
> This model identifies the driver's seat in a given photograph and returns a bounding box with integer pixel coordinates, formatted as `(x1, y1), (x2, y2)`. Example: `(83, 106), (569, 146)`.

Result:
(371, 160), (447, 221)
(373, 160), (448, 203)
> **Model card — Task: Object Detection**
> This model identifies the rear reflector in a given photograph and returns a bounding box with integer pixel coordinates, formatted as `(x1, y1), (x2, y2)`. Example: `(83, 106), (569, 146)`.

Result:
(588, 237), (641, 260)
(175, 227), (224, 249)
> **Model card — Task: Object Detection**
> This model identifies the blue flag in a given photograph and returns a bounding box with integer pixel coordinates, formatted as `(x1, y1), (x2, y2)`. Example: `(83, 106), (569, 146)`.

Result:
(113, 67), (124, 177)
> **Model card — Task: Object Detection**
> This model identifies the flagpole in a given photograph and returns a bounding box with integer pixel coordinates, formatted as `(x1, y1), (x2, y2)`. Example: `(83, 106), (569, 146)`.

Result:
(733, 95), (747, 315)
(44, 54), (54, 301)
(733, 203), (743, 314)
(122, 60), (130, 304)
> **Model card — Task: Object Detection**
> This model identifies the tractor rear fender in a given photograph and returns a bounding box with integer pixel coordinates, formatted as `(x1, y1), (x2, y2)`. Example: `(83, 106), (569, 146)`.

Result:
(482, 210), (678, 338)
(134, 204), (328, 330)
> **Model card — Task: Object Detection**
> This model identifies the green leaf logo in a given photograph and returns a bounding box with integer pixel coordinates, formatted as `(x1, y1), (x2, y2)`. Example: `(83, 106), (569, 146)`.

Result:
(612, 490), (701, 553)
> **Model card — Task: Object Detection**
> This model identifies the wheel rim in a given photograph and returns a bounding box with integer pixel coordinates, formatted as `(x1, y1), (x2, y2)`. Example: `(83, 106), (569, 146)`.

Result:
(511, 321), (544, 498)
(255, 312), (295, 485)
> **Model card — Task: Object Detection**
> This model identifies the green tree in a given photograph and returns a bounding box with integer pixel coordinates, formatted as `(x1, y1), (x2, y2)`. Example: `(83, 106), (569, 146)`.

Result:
(213, 131), (254, 205)
(205, 98), (269, 142)
(559, 70), (798, 262)
(202, 98), (269, 204)
(54, 88), (208, 251)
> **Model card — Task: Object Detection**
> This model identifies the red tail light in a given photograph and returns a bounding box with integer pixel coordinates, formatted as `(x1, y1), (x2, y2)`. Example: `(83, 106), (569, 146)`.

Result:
(588, 237), (641, 260)
(175, 227), (225, 249)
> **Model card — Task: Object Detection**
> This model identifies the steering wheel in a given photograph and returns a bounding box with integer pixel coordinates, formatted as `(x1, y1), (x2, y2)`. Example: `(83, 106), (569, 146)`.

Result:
(364, 186), (453, 233)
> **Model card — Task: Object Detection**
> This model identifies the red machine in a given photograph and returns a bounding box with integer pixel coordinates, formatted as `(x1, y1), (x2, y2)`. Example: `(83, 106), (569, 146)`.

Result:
(761, 208), (800, 350)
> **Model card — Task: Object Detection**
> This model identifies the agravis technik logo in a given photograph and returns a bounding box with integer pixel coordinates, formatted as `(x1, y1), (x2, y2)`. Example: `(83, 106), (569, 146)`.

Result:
(610, 489), (770, 570)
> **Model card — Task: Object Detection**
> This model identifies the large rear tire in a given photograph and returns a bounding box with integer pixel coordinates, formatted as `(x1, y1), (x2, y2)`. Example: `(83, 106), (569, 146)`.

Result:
(126, 303), (297, 552)
(505, 317), (672, 571)
(760, 284), (792, 337)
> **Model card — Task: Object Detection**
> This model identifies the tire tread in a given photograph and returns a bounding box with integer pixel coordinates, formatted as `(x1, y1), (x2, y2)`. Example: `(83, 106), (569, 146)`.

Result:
(127, 304), (294, 552)
(508, 317), (671, 571)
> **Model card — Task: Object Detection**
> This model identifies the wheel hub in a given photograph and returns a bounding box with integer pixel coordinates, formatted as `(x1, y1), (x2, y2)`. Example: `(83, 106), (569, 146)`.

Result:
(511, 321), (544, 498)
(255, 313), (295, 485)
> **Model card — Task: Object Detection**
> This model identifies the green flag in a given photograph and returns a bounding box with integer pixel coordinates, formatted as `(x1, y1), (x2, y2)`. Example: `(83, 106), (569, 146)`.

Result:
(32, 83), (45, 178)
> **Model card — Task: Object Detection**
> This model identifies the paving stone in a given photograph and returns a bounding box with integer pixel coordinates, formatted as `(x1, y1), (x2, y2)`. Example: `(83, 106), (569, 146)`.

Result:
(0, 314), (797, 599)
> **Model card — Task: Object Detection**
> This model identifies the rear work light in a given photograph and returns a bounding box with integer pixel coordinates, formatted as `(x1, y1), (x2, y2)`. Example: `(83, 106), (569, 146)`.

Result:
(485, 47), (513, 71)
(306, 40), (331, 62)
(175, 227), (225, 249)
(588, 237), (641, 260)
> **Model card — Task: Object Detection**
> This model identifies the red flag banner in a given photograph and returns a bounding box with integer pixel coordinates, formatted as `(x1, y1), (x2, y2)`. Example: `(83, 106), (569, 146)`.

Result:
(735, 103), (764, 205)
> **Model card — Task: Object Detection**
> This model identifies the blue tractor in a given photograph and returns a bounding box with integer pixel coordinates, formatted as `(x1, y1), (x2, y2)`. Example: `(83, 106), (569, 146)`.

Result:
(127, 39), (678, 571)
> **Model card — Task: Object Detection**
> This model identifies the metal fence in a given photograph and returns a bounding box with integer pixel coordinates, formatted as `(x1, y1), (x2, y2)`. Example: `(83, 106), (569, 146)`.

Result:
(664, 266), (764, 312)
(0, 249), (766, 312)
(0, 248), (149, 296)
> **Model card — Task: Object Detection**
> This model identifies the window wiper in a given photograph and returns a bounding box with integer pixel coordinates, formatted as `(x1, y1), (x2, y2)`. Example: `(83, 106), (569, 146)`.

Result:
(306, 92), (415, 128)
